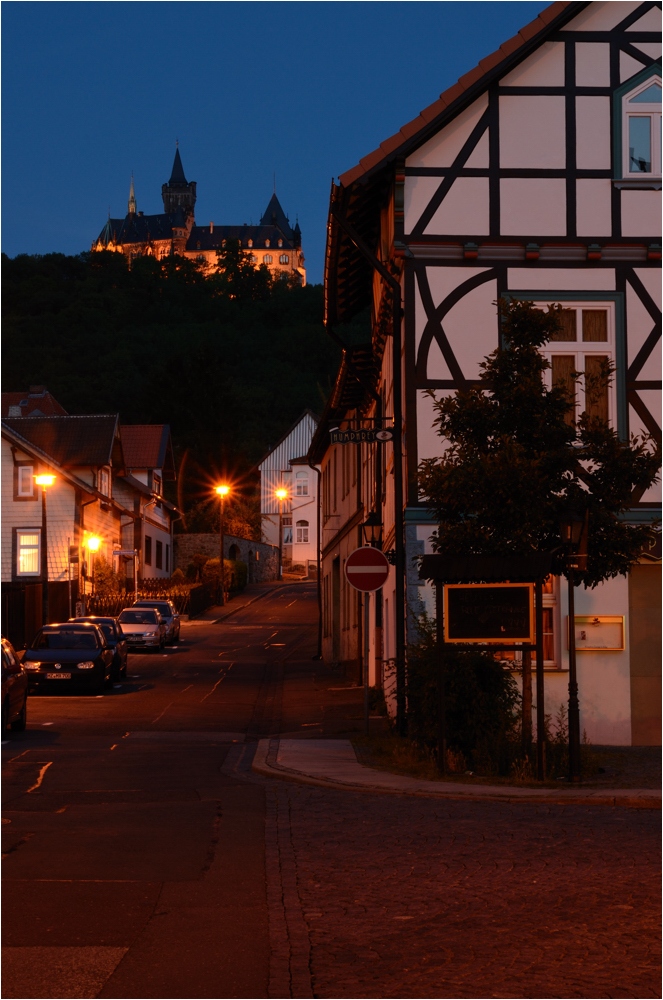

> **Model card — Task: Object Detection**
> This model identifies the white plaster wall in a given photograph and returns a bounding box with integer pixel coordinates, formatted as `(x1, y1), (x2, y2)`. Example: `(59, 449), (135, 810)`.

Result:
(499, 97), (566, 169)
(424, 178), (490, 236)
(427, 339), (454, 381)
(404, 177), (441, 234)
(627, 7), (662, 31)
(500, 179), (566, 236)
(440, 279), (499, 380)
(575, 97), (611, 169)
(407, 95), (488, 169)
(567, 2), (641, 31)
(507, 267), (616, 291)
(631, 41), (662, 59)
(633, 268), (661, 310)
(465, 131), (489, 169)
(501, 41), (565, 87)
(626, 280), (659, 367)
(575, 42), (611, 86)
(425, 267), (492, 312)
(576, 179), (613, 236)
(620, 50), (649, 82)
(621, 190), (662, 237)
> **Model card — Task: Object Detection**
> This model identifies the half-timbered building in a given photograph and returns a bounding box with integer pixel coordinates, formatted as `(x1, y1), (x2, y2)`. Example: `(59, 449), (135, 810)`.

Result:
(316, 1), (661, 744)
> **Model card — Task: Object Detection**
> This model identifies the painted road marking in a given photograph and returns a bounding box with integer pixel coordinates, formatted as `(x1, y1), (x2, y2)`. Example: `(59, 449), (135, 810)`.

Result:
(26, 762), (53, 793)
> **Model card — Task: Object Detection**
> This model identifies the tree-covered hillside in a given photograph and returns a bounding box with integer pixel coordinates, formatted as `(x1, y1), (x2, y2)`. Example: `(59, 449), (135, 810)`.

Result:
(3, 250), (355, 521)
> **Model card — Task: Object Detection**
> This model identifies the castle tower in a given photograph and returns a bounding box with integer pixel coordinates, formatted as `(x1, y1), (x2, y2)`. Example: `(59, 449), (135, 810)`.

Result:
(128, 175), (137, 215)
(161, 147), (197, 218)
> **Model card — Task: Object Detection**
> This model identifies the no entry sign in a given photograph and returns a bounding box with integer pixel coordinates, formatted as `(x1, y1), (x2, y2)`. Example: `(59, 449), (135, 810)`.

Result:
(345, 547), (390, 592)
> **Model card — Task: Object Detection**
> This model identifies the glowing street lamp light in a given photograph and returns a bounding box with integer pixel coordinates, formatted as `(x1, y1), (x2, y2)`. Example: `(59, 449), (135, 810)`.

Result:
(215, 485), (231, 605)
(274, 487), (289, 580)
(34, 473), (56, 624)
(85, 536), (102, 605)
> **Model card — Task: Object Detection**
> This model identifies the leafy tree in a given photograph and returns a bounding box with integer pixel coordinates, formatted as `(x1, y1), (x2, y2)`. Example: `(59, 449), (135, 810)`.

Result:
(419, 298), (659, 587)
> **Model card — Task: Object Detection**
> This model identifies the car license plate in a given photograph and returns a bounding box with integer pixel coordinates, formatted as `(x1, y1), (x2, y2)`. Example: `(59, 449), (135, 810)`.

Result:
(46, 672), (71, 679)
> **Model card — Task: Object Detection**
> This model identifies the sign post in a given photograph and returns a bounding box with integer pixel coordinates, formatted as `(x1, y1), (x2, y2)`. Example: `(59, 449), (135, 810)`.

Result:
(113, 550), (139, 603)
(345, 547), (391, 735)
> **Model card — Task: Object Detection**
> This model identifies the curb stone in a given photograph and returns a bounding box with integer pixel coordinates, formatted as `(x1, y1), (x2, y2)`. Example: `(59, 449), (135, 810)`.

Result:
(252, 738), (661, 809)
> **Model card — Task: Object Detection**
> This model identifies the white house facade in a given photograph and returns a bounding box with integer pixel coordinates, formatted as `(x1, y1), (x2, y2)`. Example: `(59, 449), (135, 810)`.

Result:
(316, 1), (661, 744)
(259, 411), (320, 572)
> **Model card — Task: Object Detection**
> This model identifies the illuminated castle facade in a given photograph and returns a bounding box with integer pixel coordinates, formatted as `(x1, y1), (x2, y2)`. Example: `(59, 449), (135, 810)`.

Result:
(93, 149), (306, 285)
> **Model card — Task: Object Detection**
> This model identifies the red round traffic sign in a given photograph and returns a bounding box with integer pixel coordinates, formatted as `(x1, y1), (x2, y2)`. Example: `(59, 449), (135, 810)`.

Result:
(344, 546), (390, 592)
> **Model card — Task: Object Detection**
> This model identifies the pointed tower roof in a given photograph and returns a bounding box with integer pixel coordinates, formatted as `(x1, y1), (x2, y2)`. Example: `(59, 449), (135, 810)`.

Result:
(128, 174), (137, 215)
(259, 193), (293, 238)
(169, 147), (188, 185)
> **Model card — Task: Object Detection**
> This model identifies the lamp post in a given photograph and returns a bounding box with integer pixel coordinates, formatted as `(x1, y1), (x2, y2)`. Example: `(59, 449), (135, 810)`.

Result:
(34, 474), (56, 626)
(86, 536), (101, 608)
(360, 511), (384, 736)
(215, 485), (230, 605)
(275, 487), (288, 581)
(559, 511), (585, 783)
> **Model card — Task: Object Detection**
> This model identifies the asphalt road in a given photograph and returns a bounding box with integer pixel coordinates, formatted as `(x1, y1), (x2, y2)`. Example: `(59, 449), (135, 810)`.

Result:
(2, 582), (660, 999)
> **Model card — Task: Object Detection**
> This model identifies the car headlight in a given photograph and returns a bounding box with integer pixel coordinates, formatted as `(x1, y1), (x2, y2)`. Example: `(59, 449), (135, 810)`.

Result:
(24, 662), (41, 671)
(77, 661), (95, 669)
(145, 630), (157, 636)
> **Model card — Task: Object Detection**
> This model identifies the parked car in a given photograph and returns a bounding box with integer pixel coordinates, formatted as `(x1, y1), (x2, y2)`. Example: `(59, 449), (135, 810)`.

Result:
(69, 616), (128, 681)
(131, 599), (181, 644)
(117, 608), (167, 651)
(22, 623), (114, 694)
(2, 636), (28, 733)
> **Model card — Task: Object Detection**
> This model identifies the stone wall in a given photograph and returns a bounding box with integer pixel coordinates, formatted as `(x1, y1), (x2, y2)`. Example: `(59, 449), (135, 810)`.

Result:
(174, 533), (278, 583)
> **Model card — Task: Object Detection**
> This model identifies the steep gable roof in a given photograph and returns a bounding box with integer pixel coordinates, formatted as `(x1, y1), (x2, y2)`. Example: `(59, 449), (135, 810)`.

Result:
(2, 415), (123, 469)
(119, 424), (176, 480)
(2, 386), (68, 418)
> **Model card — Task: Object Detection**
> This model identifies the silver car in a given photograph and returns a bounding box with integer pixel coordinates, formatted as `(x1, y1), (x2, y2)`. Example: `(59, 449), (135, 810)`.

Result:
(117, 609), (166, 651)
(131, 600), (180, 644)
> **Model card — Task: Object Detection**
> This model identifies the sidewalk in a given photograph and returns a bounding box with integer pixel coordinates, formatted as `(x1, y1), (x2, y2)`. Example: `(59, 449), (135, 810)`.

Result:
(183, 580), (287, 623)
(253, 737), (661, 809)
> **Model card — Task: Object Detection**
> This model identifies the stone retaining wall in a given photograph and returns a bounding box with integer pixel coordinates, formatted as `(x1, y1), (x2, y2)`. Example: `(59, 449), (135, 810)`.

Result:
(174, 533), (279, 583)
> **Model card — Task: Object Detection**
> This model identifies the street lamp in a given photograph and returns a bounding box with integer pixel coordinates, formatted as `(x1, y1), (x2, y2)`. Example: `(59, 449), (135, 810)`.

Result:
(215, 485), (230, 606)
(34, 474), (56, 625)
(85, 536), (101, 605)
(559, 510), (585, 783)
(275, 487), (288, 581)
(362, 510), (383, 549)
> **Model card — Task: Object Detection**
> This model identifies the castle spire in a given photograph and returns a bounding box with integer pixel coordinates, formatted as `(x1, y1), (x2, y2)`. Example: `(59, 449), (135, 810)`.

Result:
(162, 145), (196, 218)
(128, 174), (137, 215)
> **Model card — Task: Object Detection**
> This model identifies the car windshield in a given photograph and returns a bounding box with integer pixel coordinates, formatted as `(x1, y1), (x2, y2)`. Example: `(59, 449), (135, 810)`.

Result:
(34, 630), (99, 650)
(119, 610), (158, 625)
(74, 619), (115, 639)
(136, 603), (171, 616)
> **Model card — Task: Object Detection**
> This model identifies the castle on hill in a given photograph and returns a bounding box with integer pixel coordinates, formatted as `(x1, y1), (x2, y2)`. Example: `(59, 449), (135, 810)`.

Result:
(92, 148), (306, 285)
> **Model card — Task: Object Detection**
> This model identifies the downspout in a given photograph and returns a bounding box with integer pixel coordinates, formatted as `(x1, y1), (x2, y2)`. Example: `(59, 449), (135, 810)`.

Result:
(307, 456), (323, 660)
(329, 201), (407, 736)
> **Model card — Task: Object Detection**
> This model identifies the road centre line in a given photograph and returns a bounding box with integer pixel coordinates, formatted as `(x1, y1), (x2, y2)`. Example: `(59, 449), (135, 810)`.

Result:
(200, 665), (233, 703)
(26, 762), (53, 793)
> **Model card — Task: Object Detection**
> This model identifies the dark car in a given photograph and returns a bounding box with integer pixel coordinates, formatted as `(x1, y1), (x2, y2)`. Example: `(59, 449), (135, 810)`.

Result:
(69, 616), (128, 681)
(131, 600), (180, 644)
(2, 637), (28, 733)
(117, 608), (167, 651)
(23, 623), (114, 694)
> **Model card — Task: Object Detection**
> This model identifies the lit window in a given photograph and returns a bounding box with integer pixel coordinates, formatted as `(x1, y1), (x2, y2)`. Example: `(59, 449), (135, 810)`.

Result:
(249, 253), (256, 263)
(264, 254), (273, 264)
(247, 239), (253, 248)
(17, 531), (40, 576)
(153, 473), (162, 496)
(278, 239), (283, 248)
(295, 472), (309, 496)
(296, 520), (309, 543)
(17, 466), (34, 498)
(265, 239), (270, 248)
(622, 75), (661, 177)
(279, 254), (289, 264)
(282, 516), (292, 545)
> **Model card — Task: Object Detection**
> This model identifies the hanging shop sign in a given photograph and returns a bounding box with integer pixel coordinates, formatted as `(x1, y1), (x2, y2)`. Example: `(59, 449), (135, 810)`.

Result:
(330, 428), (393, 444)
(444, 583), (534, 643)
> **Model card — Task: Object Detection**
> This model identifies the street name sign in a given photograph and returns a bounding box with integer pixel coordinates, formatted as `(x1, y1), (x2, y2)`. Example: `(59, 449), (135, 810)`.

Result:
(444, 583), (534, 643)
(113, 550), (138, 557)
(330, 428), (393, 444)
(345, 547), (391, 592)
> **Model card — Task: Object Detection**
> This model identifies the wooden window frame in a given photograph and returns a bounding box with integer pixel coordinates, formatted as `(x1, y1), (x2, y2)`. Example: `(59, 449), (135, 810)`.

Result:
(14, 464), (37, 501)
(14, 527), (41, 579)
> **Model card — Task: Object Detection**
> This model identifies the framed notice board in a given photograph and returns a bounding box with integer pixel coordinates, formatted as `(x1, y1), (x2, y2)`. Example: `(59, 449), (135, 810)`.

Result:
(444, 583), (535, 644)
(571, 616), (625, 651)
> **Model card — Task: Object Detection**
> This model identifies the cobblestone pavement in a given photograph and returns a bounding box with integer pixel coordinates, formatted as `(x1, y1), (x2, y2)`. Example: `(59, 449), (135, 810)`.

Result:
(267, 780), (660, 999)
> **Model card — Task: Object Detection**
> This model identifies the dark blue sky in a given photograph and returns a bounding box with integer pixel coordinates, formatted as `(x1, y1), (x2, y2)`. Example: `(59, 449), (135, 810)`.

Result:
(3, 1), (548, 283)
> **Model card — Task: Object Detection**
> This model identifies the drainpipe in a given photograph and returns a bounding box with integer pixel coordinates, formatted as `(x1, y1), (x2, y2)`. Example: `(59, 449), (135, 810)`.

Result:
(307, 457), (323, 660)
(329, 203), (407, 736)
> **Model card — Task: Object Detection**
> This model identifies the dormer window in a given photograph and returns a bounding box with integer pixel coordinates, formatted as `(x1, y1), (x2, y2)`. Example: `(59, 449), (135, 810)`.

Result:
(247, 239), (253, 248)
(265, 239), (270, 248)
(277, 239), (283, 248)
(616, 72), (662, 186)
